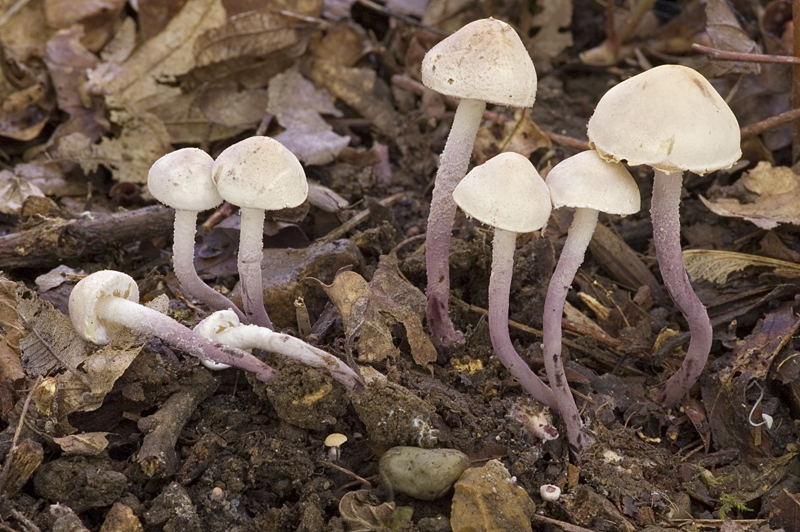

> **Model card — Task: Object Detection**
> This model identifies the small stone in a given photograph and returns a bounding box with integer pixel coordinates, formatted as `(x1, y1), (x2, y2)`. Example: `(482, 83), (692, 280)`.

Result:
(379, 446), (470, 500)
(451, 459), (536, 532)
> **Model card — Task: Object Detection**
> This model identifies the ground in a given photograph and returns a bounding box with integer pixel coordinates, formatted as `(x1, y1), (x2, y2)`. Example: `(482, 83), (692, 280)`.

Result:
(0, 0), (798, 531)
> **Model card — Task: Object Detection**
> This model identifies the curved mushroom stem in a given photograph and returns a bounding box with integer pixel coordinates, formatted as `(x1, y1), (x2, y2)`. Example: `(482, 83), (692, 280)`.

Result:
(172, 209), (248, 323)
(238, 207), (274, 330)
(651, 169), (712, 408)
(426, 97), (486, 349)
(93, 296), (277, 382)
(488, 228), (557, 409)
(542, 207), (598, 459)
(197, 311), (364, 392)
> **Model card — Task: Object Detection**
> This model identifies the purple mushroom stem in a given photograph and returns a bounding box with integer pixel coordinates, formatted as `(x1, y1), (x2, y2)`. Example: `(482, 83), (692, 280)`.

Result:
(94, 296), (277, 383)
(652, 170), (712, 408)
(488, 228), (558, 409)
(425, 98), (486, 349)
(172, 209), (248, 323)
(542, 207), (598, 458)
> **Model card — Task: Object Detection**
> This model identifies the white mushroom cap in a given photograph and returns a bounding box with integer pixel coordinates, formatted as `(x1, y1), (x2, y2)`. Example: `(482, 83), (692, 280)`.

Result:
(194, 309), (241, 341)
(148, 148), (221, 211)
(587, 64), (741, 175)
(68, 270), (139, 345)
(421, 18), (537, 108)
(452, 152), (551, 233)
(212, 136), (308, 210)
(324, 433), (348, 447)
(547, 150), (640, 215)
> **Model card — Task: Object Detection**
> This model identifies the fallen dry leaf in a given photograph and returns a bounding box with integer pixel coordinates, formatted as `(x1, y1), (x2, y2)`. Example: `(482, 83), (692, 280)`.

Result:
(0, 171), (46, 215)
(43, 0), (127, 52)
(53, 432), (110, 456)
(684, 249), (800, 284)
(474, 108), (552, 165)
(338, 489), (414, 531)
(700, 161), (800, 229)
(317, 255), (436, 370)
(527, 0), (573, 70)
(705, 0), (761, 75)
(267, 69), (350, 165)
(52, 109), (171, 183)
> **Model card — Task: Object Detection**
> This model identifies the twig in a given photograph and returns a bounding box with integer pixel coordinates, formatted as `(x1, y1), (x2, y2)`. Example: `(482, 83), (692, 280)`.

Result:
(692, 43), (800, 64)
(531, 514), (597, 532)
(319, 458), (372, 487)
(0, 375), (41, 504)
(740, 107), (800, 138)
(356, 0), (448, 36)
(319, 192), (406, 243)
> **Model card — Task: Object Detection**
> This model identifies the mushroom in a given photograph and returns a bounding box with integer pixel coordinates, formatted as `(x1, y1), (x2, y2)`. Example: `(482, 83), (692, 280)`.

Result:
(193, 310), (363, 392)
(543, 150), (640, 457)
(147, 148), (247, 323)
(212, 136), (308, 330)
(421, 18), (538, 349)
(324, 433), (348, 461)
(587, 64), (741, 407)
(452, 152), (556, 408)
(68, 270), (276, 382)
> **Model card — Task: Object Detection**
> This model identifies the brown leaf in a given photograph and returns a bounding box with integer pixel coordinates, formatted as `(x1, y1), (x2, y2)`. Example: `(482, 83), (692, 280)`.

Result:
(338, 489), (413, 532)
(319, 255), (436, 370)
(101, 0), (227, 111)
(44, 0), (127, 52)
(267, 69), (350, 165)
(705, 0), (761, 75)
(474, 109), (551, 165)
(44, 26), (109, 152)
(0, 170), (46, 215)
(53, 432), (109, 455)
(701, 161), (800, 229)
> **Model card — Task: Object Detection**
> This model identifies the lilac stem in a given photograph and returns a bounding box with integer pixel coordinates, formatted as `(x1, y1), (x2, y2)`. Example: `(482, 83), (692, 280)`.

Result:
(94, 296), (277, 382)
(488, 229), (557, 409)
(197, 311), (363, 392)
(172, 210), (247, 323)
(426, 98), (486, 349)
(238, 207), (273, 330)
(542, 208), (598, 458)
(652, 169), (712, 407)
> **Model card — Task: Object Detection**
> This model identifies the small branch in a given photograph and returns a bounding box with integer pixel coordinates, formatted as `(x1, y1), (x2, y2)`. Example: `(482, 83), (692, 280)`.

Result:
(740, 107), (800, 138)
(692, 43), (800, 64)
(319, 192), (405, 243)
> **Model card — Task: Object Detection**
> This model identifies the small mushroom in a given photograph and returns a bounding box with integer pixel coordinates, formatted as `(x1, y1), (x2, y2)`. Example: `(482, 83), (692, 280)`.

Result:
(452, 152), (556, 408)
(147, 148), (247, 323)
(193, 310), (363, 392)
(212, 137), (308, 330)
(542, 150), (639, 458)
(587, 65), (741, 407)
(68, 270), (276, 382)
(421, 18), (538, 348)
(324, 433), (348, 461)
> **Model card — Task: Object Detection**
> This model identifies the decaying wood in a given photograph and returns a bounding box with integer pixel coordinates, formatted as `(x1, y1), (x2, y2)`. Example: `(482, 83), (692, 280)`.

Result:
(0, 206), (174, 269)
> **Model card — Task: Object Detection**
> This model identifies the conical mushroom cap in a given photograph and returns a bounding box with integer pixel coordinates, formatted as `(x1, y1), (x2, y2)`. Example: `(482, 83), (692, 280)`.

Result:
(69, 270), (139, 345)
(148, 148), (221, 211)
(587, 65), (741, 175)
(421, 18), (537, 108)
(547, 150), (640, 215)
(212, 136), (308, 210)
(453, 152), (551, 233)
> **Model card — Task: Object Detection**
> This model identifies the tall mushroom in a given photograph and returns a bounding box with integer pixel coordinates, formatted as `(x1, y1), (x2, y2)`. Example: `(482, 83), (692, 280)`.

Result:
(148, 148), (247, 323)
(587, 64), (741, 407)
(452, 152), (556, 409)
(212, 136), (308, 331)
(543, 150), (640, 457)
(421, 18), (537, 349)
(69, 270), (276, 382)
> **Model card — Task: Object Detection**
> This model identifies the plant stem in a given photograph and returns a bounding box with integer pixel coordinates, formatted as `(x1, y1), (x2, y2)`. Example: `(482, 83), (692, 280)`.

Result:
(652, 170), (712, 407)
(542, 208), (597, 458)
(172, 210), (247, 323)
(238, 207), (273, 330)
(95, 297), (277, 382)
(488, 229), (557, 409)
(425, 97), (486, 349)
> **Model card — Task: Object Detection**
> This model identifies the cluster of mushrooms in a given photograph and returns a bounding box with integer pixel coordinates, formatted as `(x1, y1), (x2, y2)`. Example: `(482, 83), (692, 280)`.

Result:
(67, 17), (742, 461)
(421, 19), (740, 458)
(68, 137), (364, 394)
